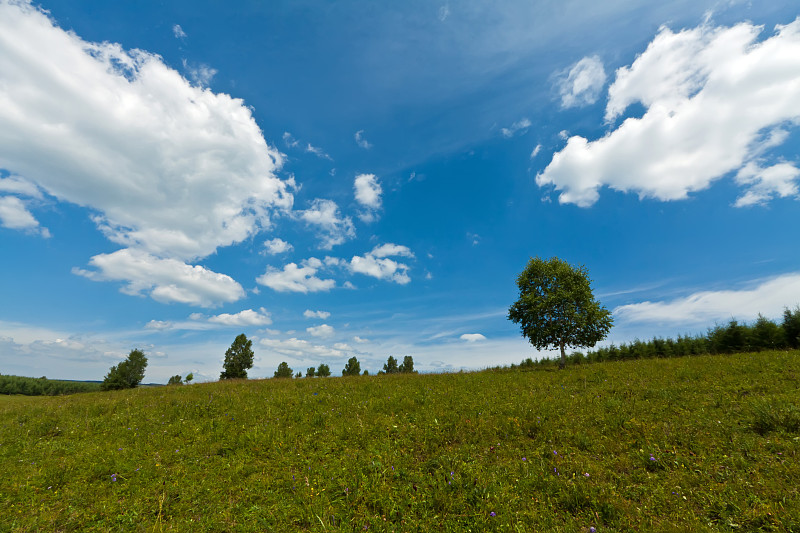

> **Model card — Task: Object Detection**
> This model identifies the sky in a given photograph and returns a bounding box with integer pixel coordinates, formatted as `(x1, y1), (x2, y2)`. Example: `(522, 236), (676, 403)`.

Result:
(1, 0), (799, 383)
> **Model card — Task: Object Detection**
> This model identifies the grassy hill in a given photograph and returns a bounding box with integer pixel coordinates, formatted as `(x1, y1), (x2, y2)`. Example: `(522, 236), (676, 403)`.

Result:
(1, 351), (799, 532)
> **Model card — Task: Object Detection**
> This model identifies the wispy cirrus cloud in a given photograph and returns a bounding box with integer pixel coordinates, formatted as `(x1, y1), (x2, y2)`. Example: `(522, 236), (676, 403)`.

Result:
(614, 272), (800, 325)
(555, 55), (606, 109)
(501, 118), (531, 138)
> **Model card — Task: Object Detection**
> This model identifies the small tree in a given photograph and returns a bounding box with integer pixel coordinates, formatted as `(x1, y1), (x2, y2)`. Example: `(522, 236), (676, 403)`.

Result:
(167, 375), (183, 385)
(306, 367), (316, 378)
(101, 349), (148, 391)
(274, 362), (293, 378)
(317, 363), (331, 377)
(185, 373), (194, 384)
(363, 369), (369, 376)
(220, 334), (254, 380)
(508, 257), (613, 369)
(399, 355), (416, 373)
(383, 356), (399, 374)
(342, 357), (361, 376)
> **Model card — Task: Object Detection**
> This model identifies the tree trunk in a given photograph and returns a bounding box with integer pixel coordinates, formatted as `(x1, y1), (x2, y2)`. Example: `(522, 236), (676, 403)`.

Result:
(559, 342), (566, 369)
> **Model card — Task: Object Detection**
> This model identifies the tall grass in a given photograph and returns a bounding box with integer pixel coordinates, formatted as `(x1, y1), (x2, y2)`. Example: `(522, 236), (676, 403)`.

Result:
(1, 351), (798, 532)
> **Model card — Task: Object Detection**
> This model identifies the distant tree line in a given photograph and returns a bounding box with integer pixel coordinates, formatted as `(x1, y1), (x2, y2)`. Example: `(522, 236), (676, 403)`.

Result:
(0, 375), (101, 396)
(507, 306), (800, 369)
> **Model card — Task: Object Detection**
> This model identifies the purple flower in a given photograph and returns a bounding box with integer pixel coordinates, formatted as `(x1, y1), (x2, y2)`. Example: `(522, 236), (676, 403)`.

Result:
(649, 455), (656, 461)
(490, 512), (496, 517)
(590, 528), (596, 533)
(522, 457), (527, 461)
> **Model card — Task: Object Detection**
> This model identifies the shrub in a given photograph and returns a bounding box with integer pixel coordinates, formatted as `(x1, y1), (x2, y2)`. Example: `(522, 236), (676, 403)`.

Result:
(101, 349), (148, 391)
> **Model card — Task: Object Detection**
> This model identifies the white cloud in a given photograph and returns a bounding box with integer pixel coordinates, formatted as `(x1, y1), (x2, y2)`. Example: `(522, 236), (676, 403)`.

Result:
(73, 248), (245, 307)
(354, 129), (372, 149)
(530, 144), (542, 158)
(256, 257), (336, 293)
(354, 173), (382, 210)
(460, 333), (487, 342)
(282, 132), (331, 160)
(500, 118), (531, 138)
(304, 309), (331, 320)
(145, 308), (271, 330)
(538, 19), (800, 207)
(172, 24), (187, 39)
(0, 196), (49, 237)
(614, 272), (800, 325)
(353, 336), (370, 344)
(734, 162), (800, 207)
(259, 337), (346, 359)
(0, 175), (42, 198)
(0, 2), (292, 262)
(307, 324), (335, 338)
(282, 131), (300, 148)
(182, 60), (217, 87)
(305, 143), (332, 160)
(556, 55), (606, 109)
(207, 307), (272, 327)
(370, 243), (414, 258)
(145, 320), (173, 330)
(263, 237), (293, 255)
(298, 199), (355, 249)
(438, 4), (450, 22)
(349, 244), (414, 284)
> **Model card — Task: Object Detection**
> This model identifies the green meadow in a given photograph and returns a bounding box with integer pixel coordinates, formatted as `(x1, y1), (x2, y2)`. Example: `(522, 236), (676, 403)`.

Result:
(1, 351), (799, 532)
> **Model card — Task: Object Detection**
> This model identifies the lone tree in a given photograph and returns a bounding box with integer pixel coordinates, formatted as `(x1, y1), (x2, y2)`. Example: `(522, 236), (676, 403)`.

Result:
(101, 349), (148, 390)
(317, 363), (331, 377)
(508, 257), (613, 369)
(274, 362), (293, 378)
(220, 334), (254, 380)
(342, 357), (361, 376)
(305, 366), (316, 378)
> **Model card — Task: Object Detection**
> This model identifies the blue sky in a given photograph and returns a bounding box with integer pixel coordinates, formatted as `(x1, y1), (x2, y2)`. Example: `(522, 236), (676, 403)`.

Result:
(1, 0), (799, 382)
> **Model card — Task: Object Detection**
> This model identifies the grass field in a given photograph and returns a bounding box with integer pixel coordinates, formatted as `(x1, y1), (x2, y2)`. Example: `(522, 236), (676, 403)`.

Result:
(1, 351), (799, 532)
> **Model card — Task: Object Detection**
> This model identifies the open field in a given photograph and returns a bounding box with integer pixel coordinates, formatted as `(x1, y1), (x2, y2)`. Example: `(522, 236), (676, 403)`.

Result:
(1, 351), (799, 532)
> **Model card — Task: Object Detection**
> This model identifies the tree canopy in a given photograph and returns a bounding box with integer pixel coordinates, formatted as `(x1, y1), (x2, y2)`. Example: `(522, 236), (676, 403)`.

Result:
(101, 349), (148, 390)
(508, 257), (613, 368)
(383, 356), (399, 374)
(274, 362), (293, 378)
(220, 334), (254, 380)
(342, 357), (361, 376)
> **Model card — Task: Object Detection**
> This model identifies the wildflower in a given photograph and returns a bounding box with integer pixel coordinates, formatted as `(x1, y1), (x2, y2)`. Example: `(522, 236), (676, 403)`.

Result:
(590, 528), (596, 533)
(490, 512), (496, 517)
(584, 472), (590, 477)
(649, 455), (656, 461)
(522, 457), (527, 461)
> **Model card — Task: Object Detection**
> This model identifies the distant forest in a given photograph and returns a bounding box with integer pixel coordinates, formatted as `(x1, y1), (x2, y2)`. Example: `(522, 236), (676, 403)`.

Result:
(0, 375), (101, 396)
(510, 306), (800, 369)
